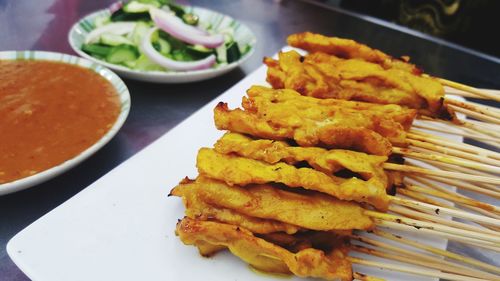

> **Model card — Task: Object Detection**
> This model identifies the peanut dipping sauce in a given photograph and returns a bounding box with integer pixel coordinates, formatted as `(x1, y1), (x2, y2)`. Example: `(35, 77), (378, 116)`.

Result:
(0, 60), (121, 184)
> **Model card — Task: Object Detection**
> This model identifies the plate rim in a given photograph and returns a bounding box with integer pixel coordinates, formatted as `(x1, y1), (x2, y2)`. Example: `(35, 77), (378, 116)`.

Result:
(67, 5), (257, 83)
(0, 50), (131, 195)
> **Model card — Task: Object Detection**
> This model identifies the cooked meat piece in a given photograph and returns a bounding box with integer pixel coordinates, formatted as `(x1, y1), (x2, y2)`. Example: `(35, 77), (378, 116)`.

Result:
(197, 148), (389, 210)
(214, 132), (389, 188)
(170, 178), (301, 234)
(171, 176), (375, 231)
(245, 85), (416, 135)
(214, 102), (393, 156)
(176, 217), (354, 281)
(287, 31), (418, 72)
(265, 49), (448, 117)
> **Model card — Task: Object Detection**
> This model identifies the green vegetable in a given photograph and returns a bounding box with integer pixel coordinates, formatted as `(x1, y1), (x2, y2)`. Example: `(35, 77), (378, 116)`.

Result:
(100, 33), (134, 46)
(106, 44), (139, 64)
(186, 45), (213, 59)
(130, 21), (151, 45)
(82, 43), (112, 58)
(110, 9), (150, 22)
(167, 3), (185, 18)
(123, 1), (159, 13)
(182, 13), (199, 25)
(125, 54), (165, 71)
(226, 42), (241, 63)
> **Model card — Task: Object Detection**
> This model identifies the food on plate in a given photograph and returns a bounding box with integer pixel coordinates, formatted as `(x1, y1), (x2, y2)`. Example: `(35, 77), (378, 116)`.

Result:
(0, 60), (120, 184)
(80, 0), (252, 72)
(176, 217), (353, 281)
(171, 176), (375, 231)
(214, 86), (418, 156)
(265, 32), (454, 119)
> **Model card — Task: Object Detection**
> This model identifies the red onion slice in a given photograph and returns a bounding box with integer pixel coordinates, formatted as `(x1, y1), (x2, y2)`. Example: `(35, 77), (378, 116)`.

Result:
(85, 22), (136, 44)
(141, 27), (216, 71)
(150, 8), (224, 48)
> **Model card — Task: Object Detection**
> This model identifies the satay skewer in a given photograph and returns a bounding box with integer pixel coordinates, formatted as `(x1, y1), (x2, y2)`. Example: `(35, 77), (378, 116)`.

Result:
(448, 104), (500, 124)
(407, 131), (500, 161)
(403, 184), (499, 214)
(439, 78), (500, 102)
(383, 163), (500, 185)
(392, 146), (500, 174)
(445, 86), (500, 100)
(411, 124), (500, 145)
(446, 99), (500, 119)
(365, 210), (500, 244)
(374, 219), (500, 252)
(349, 256), (490, 281)
(407, 139), (500, 166)
(388, 204), (497, 235)
(351, 245), (499, 281)
(388, 196), (500, 227)
(351, 235), (500, 280)
(371, 229), (500, 274)
(353, 272), (386, 281)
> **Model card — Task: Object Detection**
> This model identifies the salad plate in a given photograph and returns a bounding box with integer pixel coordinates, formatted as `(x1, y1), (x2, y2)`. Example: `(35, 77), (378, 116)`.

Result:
(0, 50), (130, 195)
(7, 51), (452, 280)
(68, 2), (257, 83)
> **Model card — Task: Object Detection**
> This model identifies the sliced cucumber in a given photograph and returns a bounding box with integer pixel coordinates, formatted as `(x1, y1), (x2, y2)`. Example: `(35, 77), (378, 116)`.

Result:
(156, 38), (172, 55)
(81, 43), (112, 58)
(130, 21), (150, 45)
(215, 44), (227, 63)
(131, 54), (166, 71)
(226, 42), (241, 63)
(106, 44), (139, 64)
(123, 1), (158, 13)
(186, 44), (213, 59)
(100, 33), (134, 46)
(110, 9), (150, 22)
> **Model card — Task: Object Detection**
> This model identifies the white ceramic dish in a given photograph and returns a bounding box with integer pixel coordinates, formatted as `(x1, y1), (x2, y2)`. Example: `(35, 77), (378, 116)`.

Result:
(7, 54), (454, 280)
(0, 51), (130, 195)
(68, 6), (256, 83)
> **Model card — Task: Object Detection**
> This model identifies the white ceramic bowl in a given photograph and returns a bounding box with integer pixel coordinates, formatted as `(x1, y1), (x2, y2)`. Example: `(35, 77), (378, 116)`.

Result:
(0, 51), (131, 195)
(68, 6), (257, 83)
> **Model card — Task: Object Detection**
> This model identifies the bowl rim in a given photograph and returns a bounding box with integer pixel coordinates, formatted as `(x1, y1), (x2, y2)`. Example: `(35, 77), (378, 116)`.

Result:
(0, 50), (131, 195)
(67, 5), (257, 79)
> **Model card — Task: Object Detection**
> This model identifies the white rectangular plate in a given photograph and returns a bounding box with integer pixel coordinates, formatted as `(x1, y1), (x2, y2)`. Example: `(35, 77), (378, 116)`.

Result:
(8, 50), (454, 281)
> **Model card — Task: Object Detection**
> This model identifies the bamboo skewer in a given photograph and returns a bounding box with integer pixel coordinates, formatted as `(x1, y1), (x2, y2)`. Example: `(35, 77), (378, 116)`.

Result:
(411, 123), (500, 145)
(408, 131), (500, 161)
(404, 184), (499, 214)
(366, 210), (500, 244)
(446, 99), (500, 119)
(439, 78), (500, 102)
(388, 204), (498, 235)
(392, 146), (500, 174)
(407, 139), (500, 167)
(389, 196), (500, 227)
(372, 229), (500, 274)
(351, 245), (498, 281)
(351, 235), (500, 280)
(383, 163), (500, 185)
(349, 256), (490, 281)
(444, 85), (500, 100)
(448, 104), (500, 125)
(374, 219), (500, 252)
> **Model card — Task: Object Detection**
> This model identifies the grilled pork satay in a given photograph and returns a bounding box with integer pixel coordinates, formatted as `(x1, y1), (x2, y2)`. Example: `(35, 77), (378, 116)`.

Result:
(176, 217), (353, 281)
(170, 178), (301, 235)
(215, 101), (393, 155)
(171, 176), (375, 231)
(266, 33), (455, 119)
(247, 86), (417, 130)
(197, 148), (389, 210)
(214, 132), (389, 186)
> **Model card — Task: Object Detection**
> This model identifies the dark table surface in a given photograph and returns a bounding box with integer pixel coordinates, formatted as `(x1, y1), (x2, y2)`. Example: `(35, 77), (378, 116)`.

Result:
(1, 0), (499, 280)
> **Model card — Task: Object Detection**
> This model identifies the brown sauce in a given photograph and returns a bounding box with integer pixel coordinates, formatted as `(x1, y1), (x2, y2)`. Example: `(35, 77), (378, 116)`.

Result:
(0, 60), (121, 184)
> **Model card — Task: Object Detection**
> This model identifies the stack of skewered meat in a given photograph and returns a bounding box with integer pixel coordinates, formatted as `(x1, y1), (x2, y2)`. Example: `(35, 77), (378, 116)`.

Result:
(171, 32), (500, 281)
